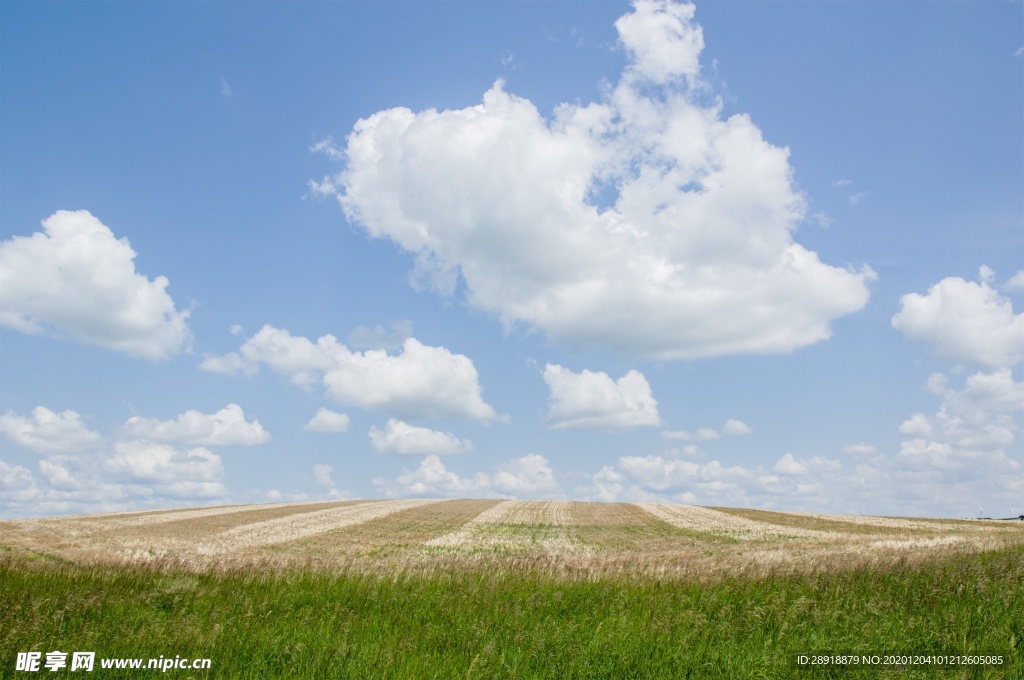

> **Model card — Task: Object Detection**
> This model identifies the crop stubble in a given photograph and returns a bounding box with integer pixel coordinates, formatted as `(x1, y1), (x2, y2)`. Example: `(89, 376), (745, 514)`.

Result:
(2, 500), (1021, 576)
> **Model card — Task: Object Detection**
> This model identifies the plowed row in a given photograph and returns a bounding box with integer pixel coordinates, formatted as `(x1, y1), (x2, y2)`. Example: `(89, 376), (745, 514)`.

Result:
(3, 500), (1021, 576)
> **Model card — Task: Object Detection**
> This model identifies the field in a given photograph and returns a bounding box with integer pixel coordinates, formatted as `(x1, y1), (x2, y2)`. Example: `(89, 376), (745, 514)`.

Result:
(2, 499), (1023, 677)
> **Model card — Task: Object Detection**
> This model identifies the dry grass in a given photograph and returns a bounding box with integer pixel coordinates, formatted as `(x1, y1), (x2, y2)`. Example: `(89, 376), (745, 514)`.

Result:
(3, 500), (1022, 578)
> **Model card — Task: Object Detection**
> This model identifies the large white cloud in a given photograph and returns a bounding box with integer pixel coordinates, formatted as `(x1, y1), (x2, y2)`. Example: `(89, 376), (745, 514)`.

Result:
(544, 363), (660, 429)
(368, 419), (471, 455)
(316, 0), (873, 360)
(201, 325), (497, 421)
(121, 404), (270, 446)
(0, 210), (192, 360)
(0, 404), (238, 517)
(0, 406), (103, 454)
(892, 267), (1024, 370)
(106, 440), (227, 499)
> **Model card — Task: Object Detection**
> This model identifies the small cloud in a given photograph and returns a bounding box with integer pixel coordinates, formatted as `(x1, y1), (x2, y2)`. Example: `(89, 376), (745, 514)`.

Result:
(1004, 270), (1024, 291)
(312, 464), (334, 487)
(663, 418), (750, 441)
(303, 408), (350, 433)
(848, 190), (871, 206)
(843, 443), (877, 456)
(721, 419), (752, 436)
(661, 428), (718, 441)
(668, 444), (706, 459)
(498, 50), (518, 70)
(219, 77), (233, 98)
(811, 211), (833, 229)
(831, 179), (852, 187)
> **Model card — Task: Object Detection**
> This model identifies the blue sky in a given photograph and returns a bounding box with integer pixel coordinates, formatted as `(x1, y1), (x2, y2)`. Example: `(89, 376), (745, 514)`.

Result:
(1, 0), (1021, 519)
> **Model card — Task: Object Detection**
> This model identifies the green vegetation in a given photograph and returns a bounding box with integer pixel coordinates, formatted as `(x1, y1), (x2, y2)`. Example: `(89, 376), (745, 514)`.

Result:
(2, 545), (1021, 679)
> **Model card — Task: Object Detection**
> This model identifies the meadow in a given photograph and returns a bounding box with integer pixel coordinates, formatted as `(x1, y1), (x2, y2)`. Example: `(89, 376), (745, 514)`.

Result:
(2, 500), (1022, 678)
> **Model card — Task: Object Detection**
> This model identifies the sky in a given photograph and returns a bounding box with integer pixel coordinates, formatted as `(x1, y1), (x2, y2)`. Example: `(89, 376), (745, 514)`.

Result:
(1, 0), (1021, 520)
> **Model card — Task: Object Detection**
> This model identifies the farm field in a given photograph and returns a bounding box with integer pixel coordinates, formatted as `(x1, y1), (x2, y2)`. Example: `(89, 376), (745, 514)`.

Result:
(3, 500), (1023, 677)
(3, 498), (1021, 575)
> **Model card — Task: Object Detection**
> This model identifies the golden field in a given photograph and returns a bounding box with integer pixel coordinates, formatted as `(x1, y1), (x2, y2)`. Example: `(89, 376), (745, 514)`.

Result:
(4, 499), (1022, 578)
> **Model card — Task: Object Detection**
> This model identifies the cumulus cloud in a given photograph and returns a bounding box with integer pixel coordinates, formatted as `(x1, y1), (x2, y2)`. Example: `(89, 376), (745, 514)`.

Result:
(892, 267), (1024, 370)
(317, 0), (873, 360)
(0, 403), (241, 517)
(544, 363), (660, 429)
(0, 407), (103, 454)
(376, 453), (563, 499)
(491, 453), (562, 497)
(121, 404), (270, 446)
(898, 369), (1023, 466)
(368, 419), (471, 455)
(0, 210), (192, 360)
(106, 440), (227, 499)
(721, 419), (753, 436)
(201, 324), (497, 421)
(615, 0), (703, 84)
(662, 418), (751, 440)
(303, 408), (351, 433)
(598, 451), (845, 509)
(1, 460), (42, 506)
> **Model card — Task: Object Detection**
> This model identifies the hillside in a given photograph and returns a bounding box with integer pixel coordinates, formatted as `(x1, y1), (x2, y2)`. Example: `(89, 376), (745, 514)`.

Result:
(4, 499), (1021, 576)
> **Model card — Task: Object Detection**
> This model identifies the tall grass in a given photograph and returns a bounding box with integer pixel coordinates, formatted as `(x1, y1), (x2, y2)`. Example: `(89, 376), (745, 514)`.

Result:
(2, 545), (1021, 678)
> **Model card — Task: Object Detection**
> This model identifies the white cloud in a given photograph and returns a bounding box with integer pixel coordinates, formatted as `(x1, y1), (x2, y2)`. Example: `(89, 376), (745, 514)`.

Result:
(219, 76), (233, 97)
(899, 413), (932, 437)
(0, 210), (192, 360)
(312, 463), (335, 487)
(376, 453), (563, 499)
(615, 0), (703, 84)
(662, 418), (751, 440)
(202, 325), (497, 421)
(848, 190), (871, 206)
(0, 460), (42, 505)
(378, 454), (490, 498)
(899, 369), (1023, 460)
(303, 408), (351, 433)
(491, 453), (562, 497)
(772, 452), (807, 475)
(662, 427), (717, 441)
(590, 466), (625, 502)
(544, 363), (660, 429)
(368, 419), (471, 455)
(831, 179), (852, 187)
(843, 442), (877, 456)
(0, 406), (103, 454)
(121, 404), (270, 446)
(318, 0), (873, 361)
(721, 418), (753, 436)
(106, 440), (227, 499)
(892, 267), (1024, 370)
(1004, 270), (1024, 291)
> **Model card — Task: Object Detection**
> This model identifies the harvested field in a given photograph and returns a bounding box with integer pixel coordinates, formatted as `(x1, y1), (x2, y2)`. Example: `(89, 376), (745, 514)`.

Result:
(3, 500), (1022, 577)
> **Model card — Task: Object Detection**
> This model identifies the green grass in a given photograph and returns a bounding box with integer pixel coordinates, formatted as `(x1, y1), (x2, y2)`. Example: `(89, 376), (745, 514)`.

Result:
(1, 545), (1021, 679)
